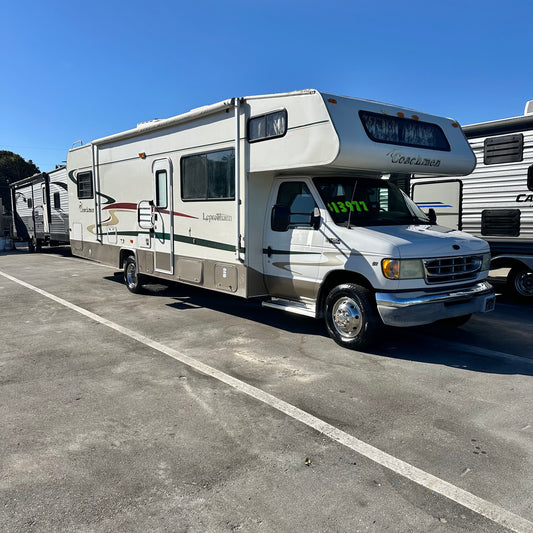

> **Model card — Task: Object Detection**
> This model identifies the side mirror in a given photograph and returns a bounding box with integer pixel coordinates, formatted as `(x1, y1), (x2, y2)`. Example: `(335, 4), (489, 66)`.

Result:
(271, 204), (290, 232)
(311, 206), (321, 230)
(427, 208), (437, 225)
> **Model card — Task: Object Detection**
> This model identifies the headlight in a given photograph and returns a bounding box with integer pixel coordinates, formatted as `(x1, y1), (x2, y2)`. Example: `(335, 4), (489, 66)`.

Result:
(382, 258), (425, 280)
(481, 253), (491, 271)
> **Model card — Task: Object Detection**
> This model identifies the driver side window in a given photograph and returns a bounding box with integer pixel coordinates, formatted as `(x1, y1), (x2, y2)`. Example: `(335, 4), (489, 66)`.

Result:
(276, 182), (317, 228)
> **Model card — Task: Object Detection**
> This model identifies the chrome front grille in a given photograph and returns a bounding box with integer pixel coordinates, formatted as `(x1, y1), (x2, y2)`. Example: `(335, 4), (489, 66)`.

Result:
(423, 255), (483, 284)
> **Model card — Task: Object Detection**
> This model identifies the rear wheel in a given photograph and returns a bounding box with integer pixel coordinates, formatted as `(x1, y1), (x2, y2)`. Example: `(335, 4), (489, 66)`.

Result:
(507, 266), (533, 301)
(123, 256), (145, 294)
(324, 283), (380, 350)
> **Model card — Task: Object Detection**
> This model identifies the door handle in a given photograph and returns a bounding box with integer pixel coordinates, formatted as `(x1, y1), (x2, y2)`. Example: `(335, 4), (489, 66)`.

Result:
(267, 246), (273, 258)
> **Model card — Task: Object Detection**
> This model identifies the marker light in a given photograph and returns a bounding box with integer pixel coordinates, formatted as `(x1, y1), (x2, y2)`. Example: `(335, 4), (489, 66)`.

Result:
(328, 98), (337, 104)
(139, 152), (146, 159)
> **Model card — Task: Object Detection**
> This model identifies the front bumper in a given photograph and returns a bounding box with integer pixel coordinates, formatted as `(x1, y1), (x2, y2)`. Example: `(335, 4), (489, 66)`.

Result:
(375, 281), (495, 327)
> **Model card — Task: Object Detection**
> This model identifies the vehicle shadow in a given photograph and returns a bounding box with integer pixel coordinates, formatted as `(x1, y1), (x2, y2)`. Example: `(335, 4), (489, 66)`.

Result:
(102, 273), (533, 377)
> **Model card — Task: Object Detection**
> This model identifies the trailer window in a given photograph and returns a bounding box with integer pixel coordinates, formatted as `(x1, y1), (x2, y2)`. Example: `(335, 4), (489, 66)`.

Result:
(181, 149), (235, 201)
(77, 171), (93, 199)
(359, 111), (450, 151)
(528, 165), (533, 191)
(248, 110), (287, 143)
(27, 198), (33, 209)
(484, 134), (523, 165)
(53, 192), (61, 209)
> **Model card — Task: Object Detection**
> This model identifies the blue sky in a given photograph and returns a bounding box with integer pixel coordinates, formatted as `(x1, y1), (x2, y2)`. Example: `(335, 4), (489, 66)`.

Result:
(1, 0), (532, 173)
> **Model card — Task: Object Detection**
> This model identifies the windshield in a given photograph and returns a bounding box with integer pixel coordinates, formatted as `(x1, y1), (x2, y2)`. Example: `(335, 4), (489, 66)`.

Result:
(313, 177), (430, 227)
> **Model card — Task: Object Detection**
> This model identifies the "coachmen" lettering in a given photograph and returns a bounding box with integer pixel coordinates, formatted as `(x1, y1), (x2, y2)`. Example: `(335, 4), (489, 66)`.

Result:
(387, 150), (441, 167)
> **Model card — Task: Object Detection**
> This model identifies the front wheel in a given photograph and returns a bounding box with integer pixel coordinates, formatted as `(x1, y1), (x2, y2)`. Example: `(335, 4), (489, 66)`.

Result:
(507, 266), (533, 301)
(324, 283), (381, 350)
(123, 256), (145, 294)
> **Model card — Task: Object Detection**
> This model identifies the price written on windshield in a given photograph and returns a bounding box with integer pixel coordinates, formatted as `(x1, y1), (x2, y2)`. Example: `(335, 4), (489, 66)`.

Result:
(326, 201), (369, 214)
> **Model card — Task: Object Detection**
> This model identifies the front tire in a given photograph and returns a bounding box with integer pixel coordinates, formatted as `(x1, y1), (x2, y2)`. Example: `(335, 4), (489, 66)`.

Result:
(123, 256), (145, 294)
(507, 266), (533, 301)
(324, 283), (380, 350)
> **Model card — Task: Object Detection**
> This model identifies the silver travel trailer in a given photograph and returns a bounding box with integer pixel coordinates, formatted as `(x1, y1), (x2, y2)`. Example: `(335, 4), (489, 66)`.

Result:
(67, 89), (495, 349)
(11, 166), (70, 251)
(412, 101), (533, 301)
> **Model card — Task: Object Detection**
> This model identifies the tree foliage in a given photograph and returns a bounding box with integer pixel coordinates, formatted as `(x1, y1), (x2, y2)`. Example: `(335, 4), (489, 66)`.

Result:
(0, 151), (40, 213)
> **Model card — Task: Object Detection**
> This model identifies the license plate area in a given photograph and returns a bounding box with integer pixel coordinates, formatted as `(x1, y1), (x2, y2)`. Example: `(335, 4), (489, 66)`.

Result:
(482, 295), (496, 313)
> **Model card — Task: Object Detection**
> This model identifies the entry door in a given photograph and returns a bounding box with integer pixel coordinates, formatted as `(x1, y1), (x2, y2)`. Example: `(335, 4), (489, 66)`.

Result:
(153, 159), (174, 274)
(41, 183), (50, 234)
(263, 180), (324, 301)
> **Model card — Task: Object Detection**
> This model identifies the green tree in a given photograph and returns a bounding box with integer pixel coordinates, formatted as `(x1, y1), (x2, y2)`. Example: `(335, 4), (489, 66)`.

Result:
(0, 151), (40, 214)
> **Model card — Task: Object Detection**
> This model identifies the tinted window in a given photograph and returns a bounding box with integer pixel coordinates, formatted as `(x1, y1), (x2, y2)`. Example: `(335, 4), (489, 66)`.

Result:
(359, 111), (450, 151)
(275, 182), (317, 227)
(53, 192), (60, 209)
(181, 149), (235, 201)
(248, 110), (287, 143)
(77, 171), (93, 199)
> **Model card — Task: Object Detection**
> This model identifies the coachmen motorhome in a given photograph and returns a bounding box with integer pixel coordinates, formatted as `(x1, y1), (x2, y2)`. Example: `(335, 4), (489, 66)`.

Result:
(67, 89), (495, 349)
(412, 101), (533, 301)
(11, 166), (70, 251)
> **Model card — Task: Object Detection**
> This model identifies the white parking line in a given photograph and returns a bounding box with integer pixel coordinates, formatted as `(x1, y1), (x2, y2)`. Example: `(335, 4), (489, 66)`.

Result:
(2, 268), (532, 533)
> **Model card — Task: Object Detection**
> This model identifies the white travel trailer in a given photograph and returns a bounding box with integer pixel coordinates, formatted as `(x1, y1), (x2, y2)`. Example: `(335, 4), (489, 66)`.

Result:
(412, 101), (533, 301)
(67, 89), (495, 349)
(11, 166), (70, 251)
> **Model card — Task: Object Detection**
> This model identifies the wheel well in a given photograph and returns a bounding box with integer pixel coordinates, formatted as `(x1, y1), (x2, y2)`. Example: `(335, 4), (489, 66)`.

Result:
(491, 256), (529, 272)
(316, 270), (374, 318)
(119, 249), (135, 269)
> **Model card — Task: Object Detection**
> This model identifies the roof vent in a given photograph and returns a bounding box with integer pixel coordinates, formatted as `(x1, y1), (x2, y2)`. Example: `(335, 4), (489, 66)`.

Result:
(525, 100), (533, 115)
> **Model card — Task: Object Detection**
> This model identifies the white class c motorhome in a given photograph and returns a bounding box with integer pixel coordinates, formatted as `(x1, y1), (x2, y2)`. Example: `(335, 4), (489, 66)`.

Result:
(412, 101), (533, 301)
(67, 89), (495, 349)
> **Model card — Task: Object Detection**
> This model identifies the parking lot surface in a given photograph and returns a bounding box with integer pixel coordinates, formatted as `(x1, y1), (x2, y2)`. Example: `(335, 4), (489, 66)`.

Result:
(1, 247), (532, 533)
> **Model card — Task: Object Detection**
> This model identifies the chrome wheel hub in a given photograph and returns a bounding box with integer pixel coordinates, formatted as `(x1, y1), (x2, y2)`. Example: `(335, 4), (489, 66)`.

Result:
(332, 296), (363, 338)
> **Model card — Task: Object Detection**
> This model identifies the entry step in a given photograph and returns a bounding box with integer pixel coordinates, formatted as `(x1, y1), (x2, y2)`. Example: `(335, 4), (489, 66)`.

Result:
(262, 298), (316, 318)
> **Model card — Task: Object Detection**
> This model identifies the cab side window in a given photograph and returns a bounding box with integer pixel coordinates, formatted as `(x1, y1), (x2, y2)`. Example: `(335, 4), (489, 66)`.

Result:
(275, 182), (317, 228)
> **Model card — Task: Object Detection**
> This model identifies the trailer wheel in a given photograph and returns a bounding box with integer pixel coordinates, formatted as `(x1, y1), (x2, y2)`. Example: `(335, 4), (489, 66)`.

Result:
(507, 266), (533, 301)
(324, 283), (380, 350)
(123, 256), (145, 294)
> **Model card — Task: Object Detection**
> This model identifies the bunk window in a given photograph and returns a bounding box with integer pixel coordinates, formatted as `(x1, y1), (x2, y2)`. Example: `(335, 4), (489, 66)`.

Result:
(359, 111), (450, 151)
(77, 171), (93, 199)
(484, 134), (523, 165)
(248, 110), (287, 143)
(528, 165), (533, 191)
(181, 149), (235, 201)
(53, 192), (61, 209)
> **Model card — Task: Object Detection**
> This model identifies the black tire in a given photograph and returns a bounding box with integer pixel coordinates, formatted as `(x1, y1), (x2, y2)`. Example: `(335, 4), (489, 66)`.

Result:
(324, 283), (381, 350)
(123, 256), (145, 294)
(436, 314), (472, 328)
(507, 266), (533, 301)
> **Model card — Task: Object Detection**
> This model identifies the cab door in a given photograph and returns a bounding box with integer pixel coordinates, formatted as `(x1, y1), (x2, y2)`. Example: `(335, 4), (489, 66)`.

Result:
(263, 179), (324, 301)
(152, 158), (174, 274)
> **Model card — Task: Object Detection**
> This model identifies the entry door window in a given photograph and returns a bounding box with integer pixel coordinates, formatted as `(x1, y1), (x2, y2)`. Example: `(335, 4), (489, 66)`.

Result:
(155, 170), (168, 208)
(275, 182), (317, 228)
